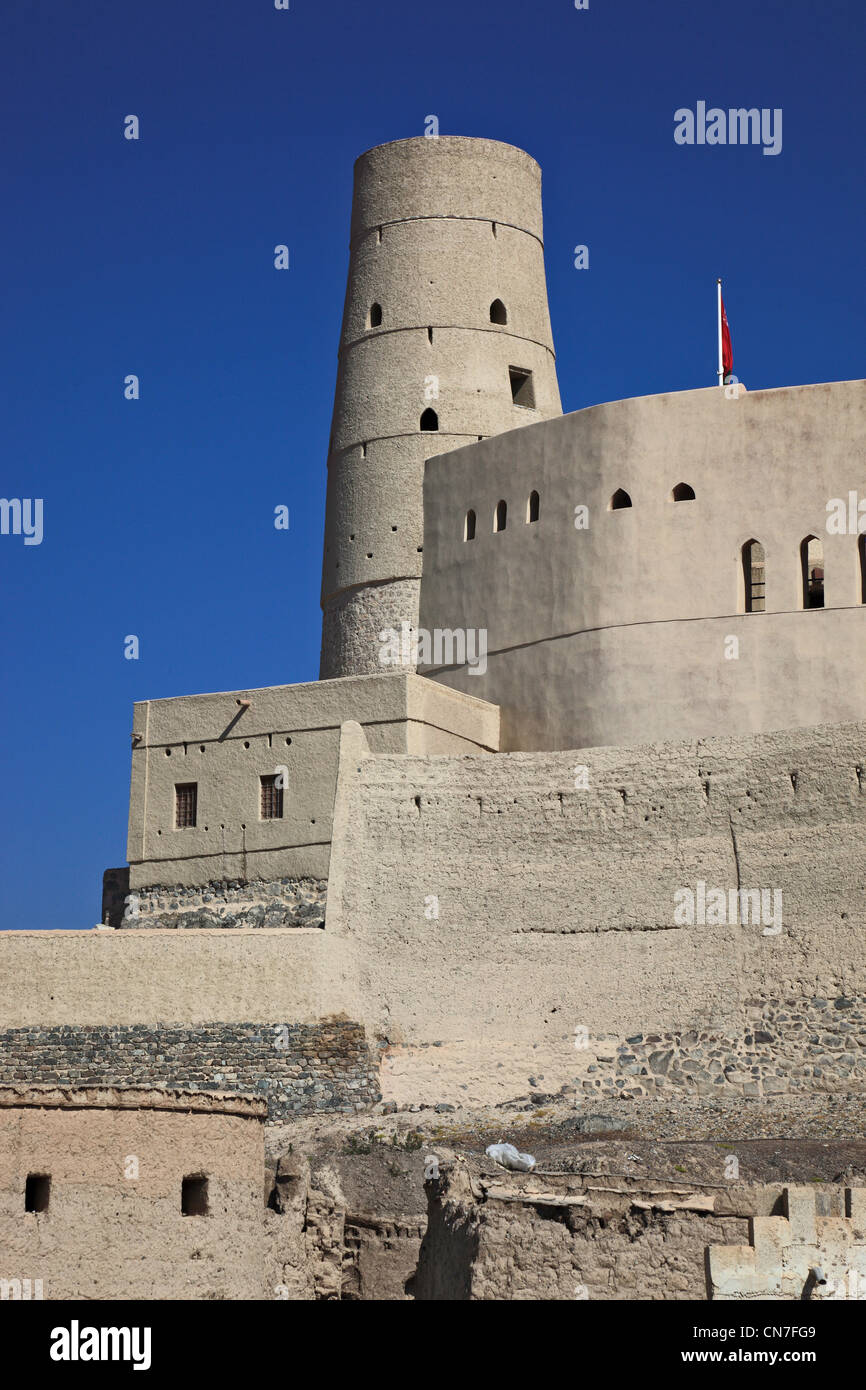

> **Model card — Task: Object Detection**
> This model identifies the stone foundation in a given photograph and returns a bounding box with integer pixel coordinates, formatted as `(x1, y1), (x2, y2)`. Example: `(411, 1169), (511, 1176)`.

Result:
(119, 878), (327, 930)
(0, 1021), (380, 1122)
(577, 995), (866, 1103)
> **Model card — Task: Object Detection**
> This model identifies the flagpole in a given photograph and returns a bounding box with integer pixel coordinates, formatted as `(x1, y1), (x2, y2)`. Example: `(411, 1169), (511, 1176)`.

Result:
(717, 278), (724, 385)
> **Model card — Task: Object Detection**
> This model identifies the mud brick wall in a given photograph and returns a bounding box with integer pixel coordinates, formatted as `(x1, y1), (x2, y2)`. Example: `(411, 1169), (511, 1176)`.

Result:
(332, 720), (866, 1050)
(468, 1205), (751, 1301)
(0, 1021), (380, 1122)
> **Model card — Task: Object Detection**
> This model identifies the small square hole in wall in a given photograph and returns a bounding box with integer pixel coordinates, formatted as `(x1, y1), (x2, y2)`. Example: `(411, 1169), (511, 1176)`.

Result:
(509, 367), (535, 408)
(25, 1173), (50, 1212)
(181, 1175), (209, 1216)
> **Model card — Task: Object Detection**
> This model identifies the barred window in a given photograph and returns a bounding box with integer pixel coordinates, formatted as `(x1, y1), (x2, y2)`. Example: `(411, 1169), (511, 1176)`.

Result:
(175, 783), (197, 828)
(260, 774), (284, 820)
(742, 539), (765, 613)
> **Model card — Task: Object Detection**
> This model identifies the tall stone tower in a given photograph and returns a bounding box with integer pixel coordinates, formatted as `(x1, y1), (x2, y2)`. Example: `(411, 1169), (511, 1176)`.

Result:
(319, 135), (562, 678)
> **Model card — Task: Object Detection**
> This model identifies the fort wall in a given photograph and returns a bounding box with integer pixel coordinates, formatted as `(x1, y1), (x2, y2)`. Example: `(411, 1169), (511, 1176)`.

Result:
(2, 719), (865, 1115)
(0, 1088), (267, 1300)
(126, 673), (498, 892)
(0, 929), (356, 1026)
(328, 719), (866, 1103)
(419, 380), (866, 749)
(0, 933), (375, 1122)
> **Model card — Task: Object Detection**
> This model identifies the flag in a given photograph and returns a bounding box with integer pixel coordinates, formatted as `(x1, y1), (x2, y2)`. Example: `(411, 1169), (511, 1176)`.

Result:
(720, 292), (733, 379)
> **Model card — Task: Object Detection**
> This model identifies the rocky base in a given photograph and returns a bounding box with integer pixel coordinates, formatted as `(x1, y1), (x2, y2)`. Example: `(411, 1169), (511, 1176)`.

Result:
(120, 877), (327, 929)
(576, 995), (866, 1102)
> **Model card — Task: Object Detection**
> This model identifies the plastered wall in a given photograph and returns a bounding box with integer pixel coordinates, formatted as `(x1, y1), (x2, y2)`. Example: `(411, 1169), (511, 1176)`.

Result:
(0, 1089), (266, 1300)
(328, 718), (866, 1097)
(0, 930), (358, 1027)
(127, 673), (498, 888)
(420, 379), (866, 749)
(320, 136), (562, 677)
(3, 718), (865, 1114)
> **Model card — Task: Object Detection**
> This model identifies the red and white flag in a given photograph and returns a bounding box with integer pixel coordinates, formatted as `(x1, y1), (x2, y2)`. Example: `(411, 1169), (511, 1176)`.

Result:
(720, 291), (733, 380)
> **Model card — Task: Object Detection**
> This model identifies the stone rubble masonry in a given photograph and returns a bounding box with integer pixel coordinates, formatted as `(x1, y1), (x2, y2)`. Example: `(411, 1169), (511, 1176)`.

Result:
(573, 994), (866, 1103)
(118, 878), (328, 930)
(708, 1185), (866, 1300)
(378, 994), (866, 1109)
(0, 1022), (381, 1124)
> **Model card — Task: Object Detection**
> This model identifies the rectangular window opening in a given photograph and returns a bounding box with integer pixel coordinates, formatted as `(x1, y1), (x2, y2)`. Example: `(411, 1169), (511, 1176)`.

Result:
(25, 1173), (50, 1213)
(509, 367), (535, 408)
(260, 774), (284, 820)
(175, 783), (198, 828)
(749, 563), (766, 612)
(181, 1174), (209, 1216)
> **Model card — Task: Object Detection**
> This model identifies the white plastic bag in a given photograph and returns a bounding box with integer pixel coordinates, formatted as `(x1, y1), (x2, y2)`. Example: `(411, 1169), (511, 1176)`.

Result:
(485, 1142), (536, 1172)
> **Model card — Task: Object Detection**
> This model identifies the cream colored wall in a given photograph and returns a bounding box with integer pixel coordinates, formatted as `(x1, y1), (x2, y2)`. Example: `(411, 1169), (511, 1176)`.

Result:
(320, 136), (562, 677)
(3, 716), (866, 1111)
(709, 1187), (866, 1299)
(0, 1090), (266, 1300)
(0, 930), (359, 1027)
(327, 720), (866, 1075)
(419, 380), (866, 749)
(127, 673), (498, 888)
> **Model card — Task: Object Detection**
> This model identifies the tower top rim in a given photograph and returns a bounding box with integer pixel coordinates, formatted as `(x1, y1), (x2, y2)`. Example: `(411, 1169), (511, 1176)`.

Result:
(354, 134), (540, 172)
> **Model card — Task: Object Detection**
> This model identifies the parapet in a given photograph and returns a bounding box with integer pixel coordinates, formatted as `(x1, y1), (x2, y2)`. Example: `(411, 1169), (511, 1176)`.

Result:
(349, 136), (546, 242)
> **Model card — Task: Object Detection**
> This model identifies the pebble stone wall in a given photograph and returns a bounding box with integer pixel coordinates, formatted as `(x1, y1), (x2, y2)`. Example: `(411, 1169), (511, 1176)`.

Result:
(0, 1020), (380, 1122)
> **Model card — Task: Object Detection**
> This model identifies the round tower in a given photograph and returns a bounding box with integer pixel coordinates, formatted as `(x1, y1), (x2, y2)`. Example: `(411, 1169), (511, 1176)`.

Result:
(319, 135), (562, 678)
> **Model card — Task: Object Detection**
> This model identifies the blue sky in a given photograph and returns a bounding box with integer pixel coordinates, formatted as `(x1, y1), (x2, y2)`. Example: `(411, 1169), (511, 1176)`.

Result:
(1, 0), (863, 929)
